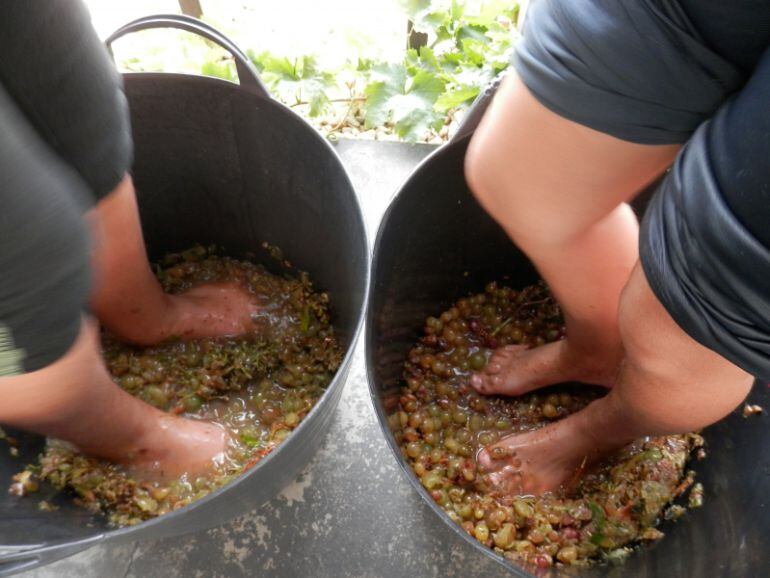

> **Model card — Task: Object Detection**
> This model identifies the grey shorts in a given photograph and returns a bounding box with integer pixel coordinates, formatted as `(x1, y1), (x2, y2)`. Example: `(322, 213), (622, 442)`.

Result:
(514, 0), (770, 379)
(516, 0), (746, 144)
(0, 0), (132, 374)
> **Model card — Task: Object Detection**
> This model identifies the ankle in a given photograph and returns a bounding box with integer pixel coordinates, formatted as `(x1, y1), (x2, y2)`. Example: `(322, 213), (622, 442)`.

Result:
(576, 394), (638, 456)
(110, 292), (178, 345)
(119, 412), (178, 462)
(557, 338), (621, 386)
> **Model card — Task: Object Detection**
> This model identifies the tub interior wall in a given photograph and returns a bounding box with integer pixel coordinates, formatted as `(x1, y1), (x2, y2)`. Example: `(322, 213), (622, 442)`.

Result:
(127, 75), (367, 351)
(369, 139), (538, 401)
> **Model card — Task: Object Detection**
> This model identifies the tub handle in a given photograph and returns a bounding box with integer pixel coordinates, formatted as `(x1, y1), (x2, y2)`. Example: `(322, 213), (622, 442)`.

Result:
(105, 14), (270, 99)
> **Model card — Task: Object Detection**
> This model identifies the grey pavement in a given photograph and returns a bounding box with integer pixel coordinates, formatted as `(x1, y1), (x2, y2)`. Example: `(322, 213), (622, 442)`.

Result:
(25, 139), (510, 578)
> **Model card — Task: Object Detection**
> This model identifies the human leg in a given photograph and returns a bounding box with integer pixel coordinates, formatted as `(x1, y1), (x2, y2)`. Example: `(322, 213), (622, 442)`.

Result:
(466, 73), (678, 396)
(466, 0), (746, 396)
(0, 0), (261, 345)
(476, 49), (770, 493)
(0, 86), (225, 476)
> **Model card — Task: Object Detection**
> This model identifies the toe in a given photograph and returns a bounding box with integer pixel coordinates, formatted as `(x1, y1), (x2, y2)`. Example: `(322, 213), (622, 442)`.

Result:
(476, 447), (494, 471)
(471, 368), (507, 394)
(491, 345), (528, 360)
(477, 443), (517, 471)
(470, 374), (487, 392)
(485, 362), (503, 375)
(486, 466), (524, 494)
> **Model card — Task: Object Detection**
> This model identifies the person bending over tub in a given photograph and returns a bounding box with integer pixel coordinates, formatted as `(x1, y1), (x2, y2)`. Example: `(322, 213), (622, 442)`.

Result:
(465, 0), (770, 494)
(0, 1), (260, 476)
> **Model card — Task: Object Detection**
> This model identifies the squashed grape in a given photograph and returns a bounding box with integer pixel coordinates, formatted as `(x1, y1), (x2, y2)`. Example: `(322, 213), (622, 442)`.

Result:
(12, 246), (342, 526)
(391, 281), (704, 568)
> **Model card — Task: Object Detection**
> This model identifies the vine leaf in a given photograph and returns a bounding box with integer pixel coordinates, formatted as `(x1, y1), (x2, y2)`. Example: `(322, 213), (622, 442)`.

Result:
(364, 63), (408, 129)
(365, 64), (446, 141)
(201, 60), (235, 82)
(434, 84), (479, 112)
(250, 52), (335, 117)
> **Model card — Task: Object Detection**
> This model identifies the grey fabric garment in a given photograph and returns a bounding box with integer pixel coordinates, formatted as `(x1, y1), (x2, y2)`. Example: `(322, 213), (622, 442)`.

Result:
(0, 0), (132, 202)
(0, 85), (91, 374)
(0, 0), (132, 373)
(515, 0), (745, 144)
(678, 0), (770, 75)
(640, 49), (770, 381)
(706, 47), (770, 248)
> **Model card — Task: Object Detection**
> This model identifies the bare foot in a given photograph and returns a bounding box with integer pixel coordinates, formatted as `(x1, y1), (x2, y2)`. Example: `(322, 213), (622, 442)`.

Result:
(477, 416), (598, 496)
(163, 282), (263, 341)
(88, 177), (263, 346)
(470, 338), (620, 397)
(118, 281), (263, 346)
(122, 414), (229, 480)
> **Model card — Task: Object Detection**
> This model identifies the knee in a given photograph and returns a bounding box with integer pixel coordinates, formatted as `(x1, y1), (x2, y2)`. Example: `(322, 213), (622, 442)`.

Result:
(464, 127), (500, 217)
(464, 127), (532, 244)
(464, 119), (587, 248)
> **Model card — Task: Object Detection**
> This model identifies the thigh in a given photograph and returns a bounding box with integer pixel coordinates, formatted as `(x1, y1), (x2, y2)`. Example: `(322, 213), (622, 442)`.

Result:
(0, 84), (92, 375)
(0, 0), (132, 203)
(466, 73), (680, 245)
(466, 0), (758, 242)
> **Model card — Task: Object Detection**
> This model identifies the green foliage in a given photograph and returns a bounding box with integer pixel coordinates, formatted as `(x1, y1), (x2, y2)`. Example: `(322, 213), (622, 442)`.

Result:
(358, 0), (518, 140)
(435, 85), (480, 112)
(125, 1), (520, 141)
(364, 61), (447, 141)
(200, 59), (235, 82)
(249, 51), (337, 117)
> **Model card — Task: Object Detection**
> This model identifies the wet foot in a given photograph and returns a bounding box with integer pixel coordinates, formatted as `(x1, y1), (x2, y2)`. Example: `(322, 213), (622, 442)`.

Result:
(162, 282), (263, 341)
(123, 414), (229, 480)
(476, 414), (600, 496)
(117, 281), (263, 346)
(470, 338), (619, 397)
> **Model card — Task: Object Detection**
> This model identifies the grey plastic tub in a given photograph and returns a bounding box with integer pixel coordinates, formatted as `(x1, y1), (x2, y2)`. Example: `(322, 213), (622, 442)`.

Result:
(0, 15), (368, 575)
(366, 82), (770, 577)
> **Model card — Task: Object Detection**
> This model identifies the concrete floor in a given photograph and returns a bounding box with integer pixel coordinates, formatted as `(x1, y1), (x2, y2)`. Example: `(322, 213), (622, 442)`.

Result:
(23, 139), (511, 578)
